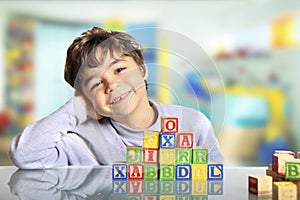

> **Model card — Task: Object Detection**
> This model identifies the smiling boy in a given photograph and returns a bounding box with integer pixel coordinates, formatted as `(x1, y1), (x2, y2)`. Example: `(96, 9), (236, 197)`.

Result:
(9, 27), (223, 169)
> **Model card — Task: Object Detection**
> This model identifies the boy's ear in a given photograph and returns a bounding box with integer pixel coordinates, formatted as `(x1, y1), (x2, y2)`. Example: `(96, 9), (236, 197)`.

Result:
(140, 64), (148, 79)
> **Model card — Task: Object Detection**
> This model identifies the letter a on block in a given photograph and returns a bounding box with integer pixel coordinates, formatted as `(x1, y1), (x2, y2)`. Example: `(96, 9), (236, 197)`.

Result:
(161, 117), (178, 133)
(177, 133), (193, 148)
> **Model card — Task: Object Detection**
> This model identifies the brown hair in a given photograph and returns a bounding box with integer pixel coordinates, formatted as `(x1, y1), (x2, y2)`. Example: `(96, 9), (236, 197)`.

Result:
(64, 26), (146, 91)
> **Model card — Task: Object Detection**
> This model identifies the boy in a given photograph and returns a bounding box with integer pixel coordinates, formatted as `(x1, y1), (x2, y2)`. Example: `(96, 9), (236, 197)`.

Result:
(9, 27), (224, 169)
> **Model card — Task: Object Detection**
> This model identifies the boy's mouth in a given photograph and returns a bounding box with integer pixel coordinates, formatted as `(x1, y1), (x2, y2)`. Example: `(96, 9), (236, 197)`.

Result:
(110, 90), (132, 105)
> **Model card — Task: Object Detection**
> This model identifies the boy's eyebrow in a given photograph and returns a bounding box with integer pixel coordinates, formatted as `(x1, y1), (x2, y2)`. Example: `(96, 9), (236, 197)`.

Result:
(84, 58), (127, 88)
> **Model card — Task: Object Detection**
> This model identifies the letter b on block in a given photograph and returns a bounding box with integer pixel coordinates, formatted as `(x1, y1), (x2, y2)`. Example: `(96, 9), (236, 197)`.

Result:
(162, 117), (178, 133)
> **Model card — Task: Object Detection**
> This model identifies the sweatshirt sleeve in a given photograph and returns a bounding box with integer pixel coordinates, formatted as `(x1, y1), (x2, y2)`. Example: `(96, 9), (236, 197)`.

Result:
(9, 97), (90, 169)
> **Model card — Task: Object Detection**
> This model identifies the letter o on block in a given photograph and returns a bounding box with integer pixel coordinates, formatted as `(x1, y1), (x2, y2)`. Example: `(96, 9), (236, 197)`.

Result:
(162, 117), (178, 133)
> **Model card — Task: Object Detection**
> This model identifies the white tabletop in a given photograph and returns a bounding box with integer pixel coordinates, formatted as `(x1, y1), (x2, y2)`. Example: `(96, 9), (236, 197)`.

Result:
(0, 166), (267, 200)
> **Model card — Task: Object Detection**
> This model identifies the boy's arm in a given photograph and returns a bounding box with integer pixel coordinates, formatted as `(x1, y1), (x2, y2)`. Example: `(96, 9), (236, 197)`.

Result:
(9, 97), (94, 169)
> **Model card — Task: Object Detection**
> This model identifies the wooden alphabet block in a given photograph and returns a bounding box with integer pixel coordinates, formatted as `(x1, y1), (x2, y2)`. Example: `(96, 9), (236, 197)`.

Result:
(177, 132), (193, 148)
(160, 164), (176, 180)
(192, 164), (208, 180)
(272, 152), (295, 175)
(126, 146), (143, 164)
(208, 163), (223, 180)
(192, 147), (208, 164)
(128, 164), (144, 180)
(143, 195), (158, 200)
(143, 148), (159, 164)
(160, 149), (176, 164)
(128, 180), (144, 194)
(298, 151), (300, 159)
(176, 148), (192, 164)
(176, 180), (191, 195)
(285, 161), (300, 180)
(161, 117), (178, 133)
(143, 131), (160, 149)
(160, 133), (176, 148)
(144, 164), (158, 180)
(112, 162), (128, 180)
(273, 182), (297, 200)
(248, 175), (272, 195)
(176, 164), (192, 180)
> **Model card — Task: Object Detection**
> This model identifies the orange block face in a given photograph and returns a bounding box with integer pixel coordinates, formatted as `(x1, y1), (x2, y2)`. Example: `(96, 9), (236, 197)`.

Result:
(161, 117), (178, 133)
(177, 132), (193, 148)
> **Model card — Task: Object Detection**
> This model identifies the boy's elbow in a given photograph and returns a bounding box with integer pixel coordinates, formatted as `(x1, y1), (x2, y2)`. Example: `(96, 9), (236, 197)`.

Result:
(9, 149), (44, 169)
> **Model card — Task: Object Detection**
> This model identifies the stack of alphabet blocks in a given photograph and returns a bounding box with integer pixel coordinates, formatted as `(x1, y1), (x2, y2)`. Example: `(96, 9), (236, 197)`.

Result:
(249, 150), (300, 200)
(112, 117), (223, 181)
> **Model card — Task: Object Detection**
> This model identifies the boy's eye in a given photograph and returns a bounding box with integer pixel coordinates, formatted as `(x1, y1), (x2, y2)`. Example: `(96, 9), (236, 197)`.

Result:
(115, 67), (126, 73)
(91, 81), (102, 90)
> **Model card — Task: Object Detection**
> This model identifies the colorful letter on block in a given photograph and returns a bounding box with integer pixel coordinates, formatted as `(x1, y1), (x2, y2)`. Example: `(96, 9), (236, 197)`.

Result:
(112, 180), (128, 194)
(176, 164), (192, 180)
(127, 146), (143, 164)
(112, 162), (128, 180)
(208, 180), (223, 195)
(143, 131), (160, 149)
(128, 180), (144, 194)
(248, 175), (272, 195)
(285, 161), (300, 180)
(128, 164), (144, 180)
(192, 164), (208, 180)
(160, 149), (176, 164)
(161, 117), (178, 133)
(160, 164), (176, 180)
(208, 163), (223, 180)
(144, 148), (159, 164)
(177, 132), (193, 148)
(160, 133), (176, 148)
(193, 147), (208, 164)
(176, 148), (192, 164)
(176, 180), (191, 195)
(273, 181), (297, 200)
(144, 164), (158, 180)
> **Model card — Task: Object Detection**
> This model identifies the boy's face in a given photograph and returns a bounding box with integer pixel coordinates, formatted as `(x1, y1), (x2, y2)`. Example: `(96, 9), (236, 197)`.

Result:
(80, 53), (147, 119)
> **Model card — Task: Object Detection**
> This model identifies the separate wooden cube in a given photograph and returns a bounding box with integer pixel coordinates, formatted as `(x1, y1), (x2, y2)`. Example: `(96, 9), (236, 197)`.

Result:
(286, 161), (300, 180)
(144, 164), (159, 180)
(128, 164), (144, 180)
(273, 182), (297, 200)
(193, 147), (208, 164)
(176, 164), (192, 180)
(143, 148), (159, 164)
(176, 148), (192, 164)
(272, 151), (295, 175)
(112, 162), (128, 180)
(160, 133), (176, 148)
(160, 149), (176, 164)
(177, 132), (193, 148)
(192, 164), (208, 180)
(248, 175), (272, 195)
(126, 146), (143, 164)
(208, 162), (223, 180)
(143, 131), (160, 149)
(161, 117), (178, 133)
(160, 164), (176, 180)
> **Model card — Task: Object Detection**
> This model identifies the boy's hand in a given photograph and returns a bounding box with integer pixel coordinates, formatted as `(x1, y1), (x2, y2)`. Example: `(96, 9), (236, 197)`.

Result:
(74, 91), (103, 120)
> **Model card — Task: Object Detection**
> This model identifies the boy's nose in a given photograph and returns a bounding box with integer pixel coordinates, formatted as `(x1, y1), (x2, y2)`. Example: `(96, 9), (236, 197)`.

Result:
(104, 78), (119, 94)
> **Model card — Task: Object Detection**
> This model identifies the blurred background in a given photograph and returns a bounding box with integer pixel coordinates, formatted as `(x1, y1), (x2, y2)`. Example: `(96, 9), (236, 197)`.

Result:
(0, 0), (300, 166)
